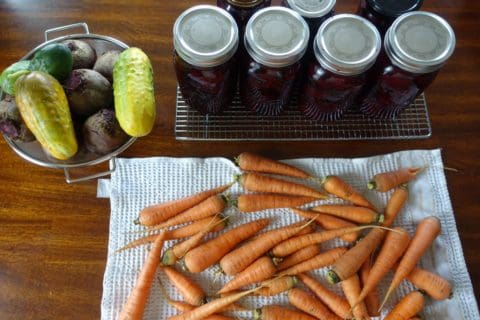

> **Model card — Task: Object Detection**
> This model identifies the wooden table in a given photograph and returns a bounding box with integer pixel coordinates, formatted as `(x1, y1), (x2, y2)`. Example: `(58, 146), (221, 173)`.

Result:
(0, 0), (478, 319)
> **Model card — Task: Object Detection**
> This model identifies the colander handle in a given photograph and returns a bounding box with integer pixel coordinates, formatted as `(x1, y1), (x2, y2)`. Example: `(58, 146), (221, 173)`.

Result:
(45, 22), (90, 42)
(63, 157), (116, 184)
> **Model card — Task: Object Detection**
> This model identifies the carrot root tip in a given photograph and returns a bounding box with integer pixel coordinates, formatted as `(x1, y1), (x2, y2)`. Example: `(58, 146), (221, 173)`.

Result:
(272, 257), (283, 266)
(367, 181), (376, 190)
(253, 308), (262, 320)
(133, 218), (141, 225)
(326, 270), (341, 284)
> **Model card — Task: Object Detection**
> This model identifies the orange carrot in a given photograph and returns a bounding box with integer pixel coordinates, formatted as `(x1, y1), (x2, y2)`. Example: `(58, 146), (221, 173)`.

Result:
(236, 193), (317, 213)
(118, 233), (166, 320)
(279, 247), (348, 276)
(147, 195), (226, 232)
(357, 228), (411, 306)
(276, 245), (321, 271)
(322, 175), (376, 210)
(341, 274), (370, 320)
(406, 266), (452, 300)
(184, 218), (270, 273)
(167, 287), (260, 320)
(162, 266), (206, 306)
(236, 152), (311, 179)
(291, 208), (360, 243)
(238, 172), (326, 199)
(368, 167), (422, 192)
(298, 273), (351, 319)
(380, 216), (441, 310)
(383, 185), (409, 227)
(168, 300), (233, 320)
(253, 305), (317, 320)
(288, 288), (341, 320)
(137, 183), (231, 226)
(359, 258), (380, 317)
(311, 204), (382, 224)
(253, 276), (298, 296)
(384, 291), (425, 320)
(220, 220), (314, 276)
(218, 256), (277, 294)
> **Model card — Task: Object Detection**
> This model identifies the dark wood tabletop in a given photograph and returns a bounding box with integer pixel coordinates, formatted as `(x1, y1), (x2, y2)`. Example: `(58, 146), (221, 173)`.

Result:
(0, 0), (479, 319)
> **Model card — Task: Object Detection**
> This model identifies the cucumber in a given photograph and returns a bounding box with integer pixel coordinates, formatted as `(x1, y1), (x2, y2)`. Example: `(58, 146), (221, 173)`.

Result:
(15, 71), (78, 160)
(113, 47), (155, 137)
(0, 60), (30, 95)
(29, 43), (73, 81)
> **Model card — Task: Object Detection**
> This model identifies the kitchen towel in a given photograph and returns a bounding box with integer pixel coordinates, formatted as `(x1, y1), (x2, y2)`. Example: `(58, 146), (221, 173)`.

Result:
(100, 149), (480, 319)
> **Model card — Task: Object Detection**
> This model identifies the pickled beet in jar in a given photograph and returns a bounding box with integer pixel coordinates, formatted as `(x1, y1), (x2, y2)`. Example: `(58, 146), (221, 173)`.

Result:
(299, 14), (381, 121)
(217, 0), (271, 36)
(357, 0), (423, 35)
(240, 7), (309, 116)
(173, 5), (239, 115)
(359, 11), (456, 119)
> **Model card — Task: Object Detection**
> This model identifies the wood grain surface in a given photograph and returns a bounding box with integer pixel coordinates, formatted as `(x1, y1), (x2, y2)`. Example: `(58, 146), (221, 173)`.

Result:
(0, 0), (479, 319)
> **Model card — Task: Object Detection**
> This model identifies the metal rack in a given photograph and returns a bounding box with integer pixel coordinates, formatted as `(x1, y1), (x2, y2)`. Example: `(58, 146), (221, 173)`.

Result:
(175, 87), (432, 141)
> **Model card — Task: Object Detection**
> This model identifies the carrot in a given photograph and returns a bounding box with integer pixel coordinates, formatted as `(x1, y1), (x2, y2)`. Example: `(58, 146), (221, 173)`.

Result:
(236, 193), (317, 213)
(326, 187), (408, 284)
(253, 305), (317, 320)
(168, 300), (233, 320)
(288, 288), (341, 320)
(311, 204), (382, 224)
(253, 276), (298, 296)
(218, 256), (277, 294)
(237, 172), (327, 199)
(167, 287), (260, 320)
(271, 225), (376, 257)
(291, 208), (360, 243)
(183, 218), (270, 273)
(322, 175), (376, 210)
(298, 273), (351, 319)
(220, 220), (315, 276)
(118, 233), (166, 320)
(341, 274), (370, 320)
(406, 266), (452, 300)
(380, 216), (441, 310)
(384, 291), (425, 320)
(368, 167), (422, 192)
(137, 183), (231, 226)
(359, 258), (380, 317)
(356, 228), (411, 307)
(162, 215), (227, 265)
(236, 152), (311, 179)
(408, 317), (422, 320)
(279, 247), (348, 276)
(162, 266), (206, 306)
(147, 195), (226, 232)
(276, 245), (321, 271)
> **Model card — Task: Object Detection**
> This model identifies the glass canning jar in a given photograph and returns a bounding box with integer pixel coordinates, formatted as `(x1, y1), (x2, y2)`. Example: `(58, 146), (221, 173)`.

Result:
(357, 0), (423, 35)
(217, 0), (271, 36)
(240, 7), (309, 116)
(359, 11), (456, 119)
(299, 14), (381, 121)
(173, 5), (239, 115)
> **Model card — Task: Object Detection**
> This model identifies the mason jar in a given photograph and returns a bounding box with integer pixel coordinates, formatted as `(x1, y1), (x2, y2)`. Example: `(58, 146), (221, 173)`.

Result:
(217, 0), (271, 37)
(299, 14), (381, 121)
(240, 7), (309, 116)
(173, 5), (239, 115)
(359, 11), (456, 119)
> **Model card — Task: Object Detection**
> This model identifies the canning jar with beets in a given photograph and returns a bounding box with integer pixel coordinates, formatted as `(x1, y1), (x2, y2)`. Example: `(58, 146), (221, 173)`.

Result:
(299, 14), (381, 121)
(173, 5), (239, 115)
(240, 7), (309, 116)
(217, 0), (271, 36)
(359, 11), (456, 119)
(357, 0), (423, 35)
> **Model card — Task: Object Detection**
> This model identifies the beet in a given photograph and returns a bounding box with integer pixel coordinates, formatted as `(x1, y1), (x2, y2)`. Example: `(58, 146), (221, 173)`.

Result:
(83, 109), (128, 155)
(63, 40), (96, 69)
(0, 95), (35, 142)
(93, 50), (121, 82)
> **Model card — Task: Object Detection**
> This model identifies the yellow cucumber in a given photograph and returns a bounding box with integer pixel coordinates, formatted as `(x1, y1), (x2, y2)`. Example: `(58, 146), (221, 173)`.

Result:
(113, 47), (155, 137)
(15, 71), (78, 160)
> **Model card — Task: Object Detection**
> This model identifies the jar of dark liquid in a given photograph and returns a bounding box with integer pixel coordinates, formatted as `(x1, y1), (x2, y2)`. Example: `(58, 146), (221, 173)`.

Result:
(217, 0), (271, 36)
(299, 14), (381, 121)
(240, 7), (309, 116)
(173, 5), (239, 115)
(357, 0), (423, 35)
(359, 11), (456, 119)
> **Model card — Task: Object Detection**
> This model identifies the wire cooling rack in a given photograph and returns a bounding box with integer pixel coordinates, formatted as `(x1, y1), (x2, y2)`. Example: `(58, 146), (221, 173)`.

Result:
(175, 87), (432, 141)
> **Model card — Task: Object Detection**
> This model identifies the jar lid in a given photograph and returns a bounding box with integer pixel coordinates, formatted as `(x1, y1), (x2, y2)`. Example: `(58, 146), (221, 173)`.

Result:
(227, 0), (265, 7)
(244, 7), (309, 68)
(285, 0), (336, 19)
(314, 14), (381, 75)
(385, 11), (456, 73)
(173, 5), (239, 68)
(367, 0), (423, 18)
